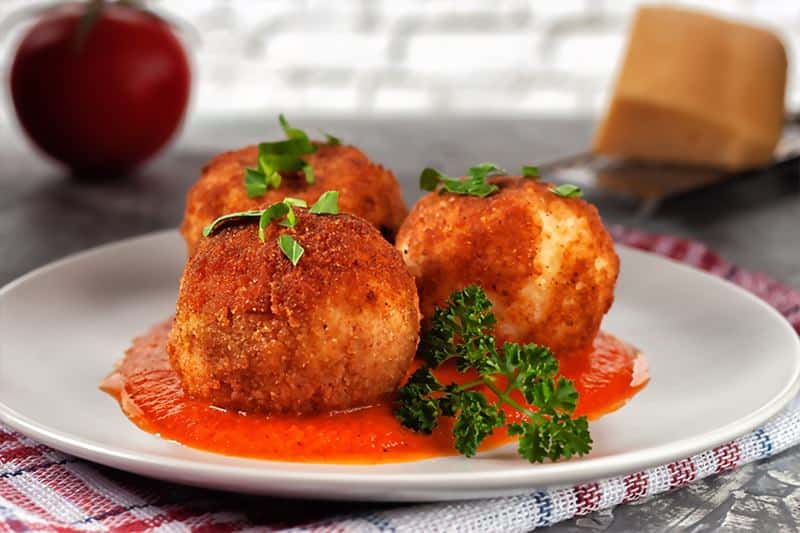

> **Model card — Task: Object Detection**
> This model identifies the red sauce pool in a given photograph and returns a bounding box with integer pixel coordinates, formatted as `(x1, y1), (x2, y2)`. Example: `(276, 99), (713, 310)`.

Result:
(101, 319), (648, 464)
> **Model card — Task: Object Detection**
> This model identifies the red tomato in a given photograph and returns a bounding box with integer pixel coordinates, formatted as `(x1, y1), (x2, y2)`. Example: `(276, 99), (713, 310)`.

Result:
(10, 2), (190, 175)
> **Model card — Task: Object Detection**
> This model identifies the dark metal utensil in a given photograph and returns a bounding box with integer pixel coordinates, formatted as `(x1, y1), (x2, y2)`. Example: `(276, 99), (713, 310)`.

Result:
(540, 118), (800, 218)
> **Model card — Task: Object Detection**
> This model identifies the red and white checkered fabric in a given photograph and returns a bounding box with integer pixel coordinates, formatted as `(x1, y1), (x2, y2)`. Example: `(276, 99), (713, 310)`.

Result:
(2, 228), (799, 532)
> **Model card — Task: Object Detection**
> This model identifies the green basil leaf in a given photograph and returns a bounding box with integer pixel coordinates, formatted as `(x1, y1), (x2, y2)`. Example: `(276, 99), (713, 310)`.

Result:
(278, 234), (304, 266)
(522, 165), (540, 179)
(244, 168), (267, 198)
(245, 115), (320, 198)
(278, 205), (298, 228)
(283, 197), (308, 207)
(420, 168), (443, 191)
(203, 209), (264, 237)
(419, 164), (505, 197)
(257, 202), (289, 241)
(323, 132), (341, 146)
(259, 152), (306, 172)
(303, 164), (315, 184)
(468, 163), (505, 180)
(550, 184), (583, 198)
(309, 191), (340, 215)
(278, 114), (314, 152)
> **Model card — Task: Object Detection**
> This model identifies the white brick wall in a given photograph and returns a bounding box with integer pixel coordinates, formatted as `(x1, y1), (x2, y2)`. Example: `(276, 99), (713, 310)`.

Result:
(1, 0), (799, 123)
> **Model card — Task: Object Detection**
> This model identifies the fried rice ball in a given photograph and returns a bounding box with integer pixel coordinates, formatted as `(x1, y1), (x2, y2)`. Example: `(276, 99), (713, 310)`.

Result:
(395, 177), (618, 355)
(180, 142), (407, 255)
(168, 210), (420, 415)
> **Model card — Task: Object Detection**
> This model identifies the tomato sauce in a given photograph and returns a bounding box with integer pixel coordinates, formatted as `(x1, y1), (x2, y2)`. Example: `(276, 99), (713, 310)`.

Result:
(101, 319), (648, 464)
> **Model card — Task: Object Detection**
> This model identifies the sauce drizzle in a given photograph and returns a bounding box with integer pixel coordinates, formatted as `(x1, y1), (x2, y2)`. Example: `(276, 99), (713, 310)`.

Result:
(102, 319), (648, 464)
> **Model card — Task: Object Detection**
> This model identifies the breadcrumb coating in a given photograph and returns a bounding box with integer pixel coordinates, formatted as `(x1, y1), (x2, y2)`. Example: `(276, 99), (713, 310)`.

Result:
(395, 177), (618, 354)
(168, 210), (420, 415)
(180, 142), (407, 254)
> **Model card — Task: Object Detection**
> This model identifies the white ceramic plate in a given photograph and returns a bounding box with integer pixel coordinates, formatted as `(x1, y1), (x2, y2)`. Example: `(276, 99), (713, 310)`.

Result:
(1, 230), (798, 502)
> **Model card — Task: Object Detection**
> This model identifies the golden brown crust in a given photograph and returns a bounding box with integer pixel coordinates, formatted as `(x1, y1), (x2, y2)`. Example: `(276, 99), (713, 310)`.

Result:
(168, 210), (420, 415)
(180, 143), (408, 255)
(395, 177), (619, 354)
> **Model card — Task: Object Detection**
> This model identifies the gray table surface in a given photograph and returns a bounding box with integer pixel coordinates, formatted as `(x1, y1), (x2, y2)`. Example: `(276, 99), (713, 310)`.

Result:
(1, 116), (799, 532)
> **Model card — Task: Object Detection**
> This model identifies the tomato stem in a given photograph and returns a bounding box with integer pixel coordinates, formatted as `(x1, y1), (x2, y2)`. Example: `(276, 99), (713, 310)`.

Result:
(73, 0), (106, 53)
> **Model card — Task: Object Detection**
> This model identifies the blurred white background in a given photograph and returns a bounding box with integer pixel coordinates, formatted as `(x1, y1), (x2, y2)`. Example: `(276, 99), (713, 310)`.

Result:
(1, 0), (799, 125)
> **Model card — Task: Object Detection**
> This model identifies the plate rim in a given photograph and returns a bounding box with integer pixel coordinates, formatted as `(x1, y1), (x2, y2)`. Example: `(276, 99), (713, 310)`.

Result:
(1, 230), (798, 495)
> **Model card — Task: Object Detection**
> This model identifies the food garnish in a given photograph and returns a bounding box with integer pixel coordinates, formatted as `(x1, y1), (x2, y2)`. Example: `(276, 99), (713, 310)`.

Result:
(322, 132), (341, 146)
(309, 190), (340, 214)
(394, 285), (592, 463)
(419, 163), (505, 197)
(202, 192), (340, 265)
(244, 115), (341, 197)
(521, 165), (540, 179)
(277, 234), (304, 266)
(420, 163), (582, 201)
(550, 184), (583, 198)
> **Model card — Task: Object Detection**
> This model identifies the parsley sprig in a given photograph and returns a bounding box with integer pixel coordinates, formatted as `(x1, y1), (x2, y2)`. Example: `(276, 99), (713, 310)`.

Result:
(202, 191), (340, 266)
(394, 285), (592, 462)
(244, 115), (341, 197)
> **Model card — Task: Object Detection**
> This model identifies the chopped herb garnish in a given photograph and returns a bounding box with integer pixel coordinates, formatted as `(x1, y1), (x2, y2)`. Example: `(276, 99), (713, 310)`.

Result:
(550, 184), (583, 198)
(419, 163), (506, 197)
(322, 131), (341, 146)
(283, 197), (308, 208)
(278, 235), (304, 266)
(201, 209), (263, 238)
(309, 191), (340, 215)
(522, 165), (540, 179)
(258, 201), (289, 239)
(245, 115), (343, 197)
(277, 204), (297, 229)
(394, 285), (592, 463)
(278, 114), (314, 152)
(244, 168), (269, 197)
(419, 168), (443, 191)
(303, 165), (315, 184)
(202, 193), (341, 266)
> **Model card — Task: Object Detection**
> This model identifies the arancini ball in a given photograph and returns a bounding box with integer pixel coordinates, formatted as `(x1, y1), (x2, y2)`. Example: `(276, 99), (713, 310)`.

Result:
(395, 177), (618, 355)
(180, 142), (407, 255)
(168, 209), (420, 415)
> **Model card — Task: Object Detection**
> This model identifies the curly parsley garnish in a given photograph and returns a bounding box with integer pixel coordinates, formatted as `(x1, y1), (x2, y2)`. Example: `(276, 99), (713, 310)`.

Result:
(419, 163), (506, 197)
(394, 285), (592, 462)
(201, 192), (340, 266)
(244, 115), (341, 197)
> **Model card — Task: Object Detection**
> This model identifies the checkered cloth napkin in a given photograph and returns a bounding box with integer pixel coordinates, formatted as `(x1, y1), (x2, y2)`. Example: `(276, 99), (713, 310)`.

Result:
(2, 227), (799, 532)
